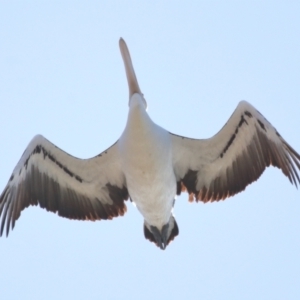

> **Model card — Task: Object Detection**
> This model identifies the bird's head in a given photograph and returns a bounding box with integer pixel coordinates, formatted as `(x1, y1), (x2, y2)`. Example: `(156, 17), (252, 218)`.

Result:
(119, 38), (147, 109)
(144, 215), (179, 250)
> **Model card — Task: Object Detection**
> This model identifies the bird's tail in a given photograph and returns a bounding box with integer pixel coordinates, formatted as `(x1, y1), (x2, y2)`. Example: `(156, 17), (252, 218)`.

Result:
(143, 215), (179, 250)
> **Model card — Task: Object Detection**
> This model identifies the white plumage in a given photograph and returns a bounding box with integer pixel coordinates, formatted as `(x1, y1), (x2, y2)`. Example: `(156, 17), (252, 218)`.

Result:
(1, 38), (299, 250)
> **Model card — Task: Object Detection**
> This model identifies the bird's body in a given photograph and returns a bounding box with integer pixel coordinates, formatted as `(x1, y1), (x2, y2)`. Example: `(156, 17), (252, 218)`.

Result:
(0, 38), (299, 250)
(119, 95), (176, 230)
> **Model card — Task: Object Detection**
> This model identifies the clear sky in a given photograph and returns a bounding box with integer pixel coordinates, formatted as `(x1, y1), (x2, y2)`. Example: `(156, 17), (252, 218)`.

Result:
(0, 2), (300, 300)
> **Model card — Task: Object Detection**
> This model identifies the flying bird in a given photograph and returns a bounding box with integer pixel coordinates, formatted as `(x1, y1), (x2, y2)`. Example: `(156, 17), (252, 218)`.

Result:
(0, 39), (299, 250)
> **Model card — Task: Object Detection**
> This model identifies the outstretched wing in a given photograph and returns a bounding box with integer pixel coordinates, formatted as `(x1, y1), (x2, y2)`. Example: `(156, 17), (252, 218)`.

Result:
(0, 135), (129, 236)
(171, 101), (300, 202)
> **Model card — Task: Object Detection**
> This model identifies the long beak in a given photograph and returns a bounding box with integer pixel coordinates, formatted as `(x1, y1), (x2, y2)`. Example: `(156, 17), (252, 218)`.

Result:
(119, 38), (141, 97)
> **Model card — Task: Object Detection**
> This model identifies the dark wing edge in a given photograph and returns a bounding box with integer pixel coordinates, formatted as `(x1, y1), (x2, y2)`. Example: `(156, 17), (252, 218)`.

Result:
(0, 135), (129, 236)
(171, 101), (300, 203)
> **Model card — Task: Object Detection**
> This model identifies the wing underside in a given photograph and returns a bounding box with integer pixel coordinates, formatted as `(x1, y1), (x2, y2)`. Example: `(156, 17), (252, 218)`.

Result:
(171, 101), (300, 202)
(0, 135), (129, 236)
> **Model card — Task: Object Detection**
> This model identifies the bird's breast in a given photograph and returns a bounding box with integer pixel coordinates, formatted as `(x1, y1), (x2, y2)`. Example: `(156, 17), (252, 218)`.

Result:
(118, 109), (176, 228)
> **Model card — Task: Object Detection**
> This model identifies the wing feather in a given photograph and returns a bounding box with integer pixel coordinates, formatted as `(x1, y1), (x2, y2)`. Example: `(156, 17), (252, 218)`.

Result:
(0, 134), (129, 236)
(171, 101), (300, 202)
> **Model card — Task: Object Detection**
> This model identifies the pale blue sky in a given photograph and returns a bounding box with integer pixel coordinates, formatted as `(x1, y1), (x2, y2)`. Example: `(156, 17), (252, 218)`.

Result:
(0, 2), (300, 300)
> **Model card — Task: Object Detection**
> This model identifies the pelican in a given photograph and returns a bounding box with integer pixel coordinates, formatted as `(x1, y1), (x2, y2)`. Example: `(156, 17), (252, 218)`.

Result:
(0, 38), (299, 250)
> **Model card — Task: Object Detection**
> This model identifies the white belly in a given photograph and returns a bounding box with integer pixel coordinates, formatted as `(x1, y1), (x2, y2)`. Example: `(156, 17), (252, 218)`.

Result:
(118, 106), (176, 229)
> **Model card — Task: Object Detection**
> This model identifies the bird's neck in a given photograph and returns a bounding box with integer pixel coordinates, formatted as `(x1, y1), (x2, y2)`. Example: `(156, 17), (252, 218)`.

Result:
(126, 98), (152, 135)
